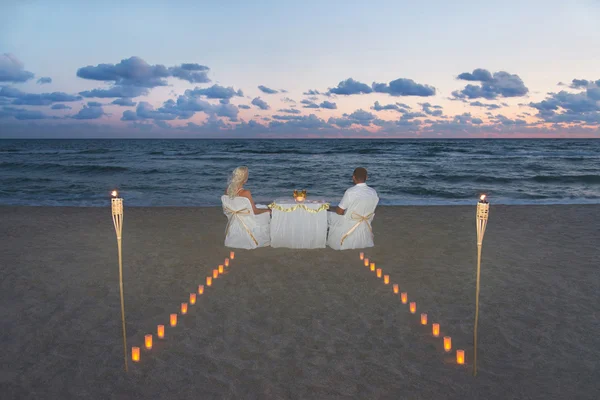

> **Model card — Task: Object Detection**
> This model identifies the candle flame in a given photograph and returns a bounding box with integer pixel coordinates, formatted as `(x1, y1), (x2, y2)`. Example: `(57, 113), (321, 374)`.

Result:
(480, 194), (486, 201)
(111, 190), (118, 197)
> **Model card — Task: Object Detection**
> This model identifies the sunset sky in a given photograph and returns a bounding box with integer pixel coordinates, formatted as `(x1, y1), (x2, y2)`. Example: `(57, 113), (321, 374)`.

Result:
(1, 0), (600, 138)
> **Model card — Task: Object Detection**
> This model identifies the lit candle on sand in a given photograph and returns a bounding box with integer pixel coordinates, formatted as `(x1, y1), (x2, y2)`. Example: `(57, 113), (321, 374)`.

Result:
(198, 285), (204, 294)
(432, 323), (440, 337)
(393, 284), (399, 294)
(359, 252), (364, 260)
(370, 263), (375, 272)
(170, 313), (177, 327)
(157, 325), (165, 339)
(213, 269), (219, 279)
(410, 302), (416, 314)
(401, 292), (408, 304)
(190, 293), (196, 305)
(224, 258), (230, 267)
(421, 313), (427, 325)
(364, 258), (370, 267)
(206, 276), (212, 287)
(230, 251), (235, 260)
(456, 350), (465, 365)
(218, 265), (224, 274)
(132, 347), (140, 362)
(376, 268), (382, 278)
(145, 334), (152, 350)
(444, 336), (452, 352)
(384, 275), (390, 284)
(181, 303), (188, 315)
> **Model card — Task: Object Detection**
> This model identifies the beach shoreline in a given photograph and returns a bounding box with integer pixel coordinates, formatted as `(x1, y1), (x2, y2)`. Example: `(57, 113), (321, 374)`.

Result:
(1, 205), (599, 399)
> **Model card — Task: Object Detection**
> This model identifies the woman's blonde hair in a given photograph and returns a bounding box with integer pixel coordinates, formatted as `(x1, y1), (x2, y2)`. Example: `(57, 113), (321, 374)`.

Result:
(227, 166), (249, 198)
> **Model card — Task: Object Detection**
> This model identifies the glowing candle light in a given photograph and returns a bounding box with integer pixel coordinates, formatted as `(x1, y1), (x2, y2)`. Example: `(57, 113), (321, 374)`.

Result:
(370, 263), (375, 272)
(230, 251), (235, 260)
(432, 323), (440, 337)
(213, 269), (218, 279)
(384, 275), (390, 284)
(359, 252), (364, 260)
(421, 313), (428, 325)
(393, 284), (399, 294)
(218, 265), (224, 274)
(401, 292), (408, 304)
(456, 350), (465, 365)
(145, 334), (152, 350)
(206, 276), (212, 287)
(224, 258), (230, 267)
(190, 293), (196, 305)
(181, 303), (188, 315)
(364, 258), (369, 267)
(132, 347), (140, 362)
(198, 284), (204, 294)
(157, 325), (165, 339)
(444, 336), (452, 352)
(410, 302), (416, 314)
(376, 268), (382, 278)
(170, 313), (177, 327)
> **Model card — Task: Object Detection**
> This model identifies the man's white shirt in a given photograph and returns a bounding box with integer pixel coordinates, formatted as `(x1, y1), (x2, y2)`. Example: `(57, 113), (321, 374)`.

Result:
(338, 183), (379, 211)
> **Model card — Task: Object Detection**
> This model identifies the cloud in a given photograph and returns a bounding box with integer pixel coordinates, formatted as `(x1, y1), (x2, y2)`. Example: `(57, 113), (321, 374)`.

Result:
(567, 79), (600, 89)
(0, 106), (54, 120)
(51, 104), (71, 110)
(185, 84), (243, 99)
(281, 97), (296, 103)
(420, 102), (443, 116)
(80, 85), (149, 98)
(528, 87), (600, 123)
(320, 101), (337, 109)
(77, 56), (210, 88)
(329, 109), (376, 127)
(301, 99), (337, 109)
(154, 120), (171, 129)
(303, 89), (321, 96)
(37, 77), (52, 85)
(278, 108), (301, 114)
(469, 101), (502, 110)
(453, 69), (529, 99)
(122, 95), (240, 122)
(371, 101), (409, 113)
(327, 78), (373, 95)
(251, 97), (270, 110)
(0, 54), (35, 83)
(72, 102), (105, 119)
(258, 85), (278, 94)
(238, 104), (251, 109)
(492, 114), (526, 125)
(301, 99), (319, 109)
(372, 78), (436, 97)
(111, 98), (137, 107)
(0, 86), (82, 106)
(269, 114), (330, 130)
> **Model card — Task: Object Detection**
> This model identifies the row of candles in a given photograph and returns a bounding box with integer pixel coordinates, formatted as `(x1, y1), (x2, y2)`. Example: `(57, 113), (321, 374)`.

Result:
(359, 252), (465, 366)
(131, 251), (236, 363)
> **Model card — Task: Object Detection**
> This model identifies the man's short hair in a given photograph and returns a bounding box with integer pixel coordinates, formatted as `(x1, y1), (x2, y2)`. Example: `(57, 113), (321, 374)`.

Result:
(353, 167), (367, 182)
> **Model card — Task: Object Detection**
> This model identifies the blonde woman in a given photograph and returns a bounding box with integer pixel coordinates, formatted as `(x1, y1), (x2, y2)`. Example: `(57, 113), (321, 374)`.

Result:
(225, 166), (270, 215)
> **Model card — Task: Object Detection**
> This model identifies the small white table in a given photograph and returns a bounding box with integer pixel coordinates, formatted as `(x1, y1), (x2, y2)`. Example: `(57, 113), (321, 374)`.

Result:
(269, 198), (330, 249)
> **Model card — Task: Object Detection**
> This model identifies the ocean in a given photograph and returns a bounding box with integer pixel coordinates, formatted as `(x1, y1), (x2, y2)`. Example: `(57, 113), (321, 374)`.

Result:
(1, 139), (599, 207)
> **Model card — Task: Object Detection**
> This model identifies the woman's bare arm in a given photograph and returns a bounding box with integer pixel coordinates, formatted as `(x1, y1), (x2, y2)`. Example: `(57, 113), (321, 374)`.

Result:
(239, 190), (270, 215)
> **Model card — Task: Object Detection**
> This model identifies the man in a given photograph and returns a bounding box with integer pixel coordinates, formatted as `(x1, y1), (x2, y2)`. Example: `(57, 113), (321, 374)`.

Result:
(329, 167), (378, 216)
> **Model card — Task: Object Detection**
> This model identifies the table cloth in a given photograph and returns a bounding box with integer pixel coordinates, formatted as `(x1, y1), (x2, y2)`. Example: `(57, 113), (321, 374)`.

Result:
(269, 198), (329, 249)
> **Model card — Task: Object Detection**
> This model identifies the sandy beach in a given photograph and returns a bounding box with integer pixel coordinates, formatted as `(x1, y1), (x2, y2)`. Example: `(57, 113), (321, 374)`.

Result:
(1, 205), (599, 400)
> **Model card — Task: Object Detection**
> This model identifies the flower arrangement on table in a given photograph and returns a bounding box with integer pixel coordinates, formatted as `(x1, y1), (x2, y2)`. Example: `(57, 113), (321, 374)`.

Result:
(293, 189), (307, 202)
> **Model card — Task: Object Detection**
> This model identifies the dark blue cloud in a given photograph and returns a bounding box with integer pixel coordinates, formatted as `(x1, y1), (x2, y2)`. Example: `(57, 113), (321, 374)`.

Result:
(251, 97), (270, 110)
(0, 106), (53, 120)
(0, 86), (82, 105)
(453, 69), (528, 99)
(238, 104), (251, 109)
(400, 111), (427, 120)
(80, 85), (148, 98)
(327, 78), (373, 95)
(122, 96), (240, 122)
(258, 85), (278, 94)
(0, 54), (34, 83)
(77, 56), (211, 88)
(269, 114), (330, 130)
(278, 108), (301, 114)
(529, 88), (600, 123)
(111, 98), (137, 107)
(469, 101), (501, 110)
(37, 77), (52, 85)
(329, 109), (376, 127)
(154, 120), (171, 129)
(72, 102), (105, 119)
(320, 101), (337, 109)
(186, 84), (243, 99)
(51, 104), (71, 110)
(372, 78), (436, 97)
(492, 114), (527, 125)
(567, 79), (600, 89)
(303, 89), (321, 95)
(301, 99), (319, 109)
(420, 102), (443, 116)
(281, 97), (296, 103)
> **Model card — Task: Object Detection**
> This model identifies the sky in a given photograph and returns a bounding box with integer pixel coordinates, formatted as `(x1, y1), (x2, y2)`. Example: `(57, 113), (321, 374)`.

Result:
(1, 0), (600, 138)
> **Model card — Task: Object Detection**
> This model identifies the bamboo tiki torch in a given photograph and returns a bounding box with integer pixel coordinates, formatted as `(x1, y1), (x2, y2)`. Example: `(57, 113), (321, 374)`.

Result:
(111, 190), (128, 372)
(473, 194), (489, 376)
